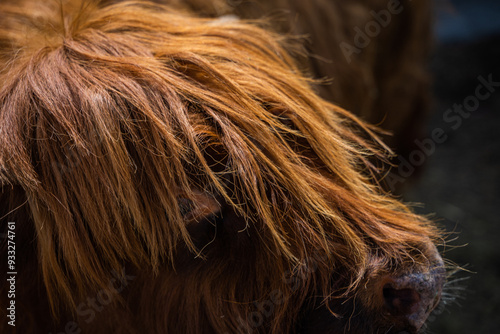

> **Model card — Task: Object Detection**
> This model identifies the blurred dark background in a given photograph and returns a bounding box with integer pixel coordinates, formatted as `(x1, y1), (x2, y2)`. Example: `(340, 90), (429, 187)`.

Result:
(404, 0), (500, 332)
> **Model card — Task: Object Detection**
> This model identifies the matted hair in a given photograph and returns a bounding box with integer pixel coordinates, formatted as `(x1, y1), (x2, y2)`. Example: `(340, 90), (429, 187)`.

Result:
(0, 1), (441, 333)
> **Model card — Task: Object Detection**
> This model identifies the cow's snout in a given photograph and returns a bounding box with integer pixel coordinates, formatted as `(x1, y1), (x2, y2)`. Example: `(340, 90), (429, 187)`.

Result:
(380, 266), (445, 332)
(369, 244), (446, 333)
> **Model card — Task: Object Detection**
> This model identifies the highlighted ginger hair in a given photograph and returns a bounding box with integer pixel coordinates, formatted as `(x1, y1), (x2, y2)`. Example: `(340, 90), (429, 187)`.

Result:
(0, 1), (440, 332)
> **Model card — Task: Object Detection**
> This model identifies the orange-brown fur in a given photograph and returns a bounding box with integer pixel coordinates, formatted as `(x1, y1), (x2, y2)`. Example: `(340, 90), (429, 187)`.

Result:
(162, 0), (433, 160)
(0, 1), (442, 333)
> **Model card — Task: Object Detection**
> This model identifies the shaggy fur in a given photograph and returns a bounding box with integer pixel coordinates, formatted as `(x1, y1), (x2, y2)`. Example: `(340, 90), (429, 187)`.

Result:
(0, 1), (443, 333)
(159, 0), (433, 161)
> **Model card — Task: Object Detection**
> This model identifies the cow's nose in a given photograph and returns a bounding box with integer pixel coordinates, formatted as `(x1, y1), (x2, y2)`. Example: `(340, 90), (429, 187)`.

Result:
(380, 266), (445, 332)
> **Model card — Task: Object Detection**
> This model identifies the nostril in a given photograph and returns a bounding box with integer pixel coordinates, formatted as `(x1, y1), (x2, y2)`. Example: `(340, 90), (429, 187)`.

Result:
(383, 284), (421, 316)
(378, 269), (445, 331)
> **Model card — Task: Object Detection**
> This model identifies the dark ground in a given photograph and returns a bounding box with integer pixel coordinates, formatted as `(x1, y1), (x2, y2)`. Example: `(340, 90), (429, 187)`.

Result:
(402, 10), (500, 333)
